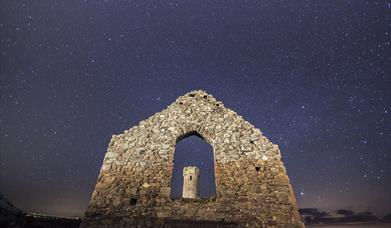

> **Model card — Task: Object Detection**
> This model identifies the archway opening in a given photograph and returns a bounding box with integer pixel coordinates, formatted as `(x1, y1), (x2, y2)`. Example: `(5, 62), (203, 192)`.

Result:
(170, 133), (216, 199)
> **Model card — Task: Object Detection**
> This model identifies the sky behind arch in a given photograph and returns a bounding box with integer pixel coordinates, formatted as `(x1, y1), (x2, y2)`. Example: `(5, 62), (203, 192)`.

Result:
(0, 0), (390, 217)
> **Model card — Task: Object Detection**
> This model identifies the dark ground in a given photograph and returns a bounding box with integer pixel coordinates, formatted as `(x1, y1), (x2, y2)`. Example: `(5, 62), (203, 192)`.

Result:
(0, 193), (81, 228)
(2, 193), (391, 228)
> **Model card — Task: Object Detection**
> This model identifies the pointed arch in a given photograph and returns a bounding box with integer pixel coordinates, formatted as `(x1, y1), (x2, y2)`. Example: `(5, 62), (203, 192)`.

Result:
(170, 131), (216, 199)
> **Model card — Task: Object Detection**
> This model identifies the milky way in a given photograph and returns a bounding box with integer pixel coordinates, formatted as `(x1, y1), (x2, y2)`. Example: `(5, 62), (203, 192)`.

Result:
(0, 1), (390, 217)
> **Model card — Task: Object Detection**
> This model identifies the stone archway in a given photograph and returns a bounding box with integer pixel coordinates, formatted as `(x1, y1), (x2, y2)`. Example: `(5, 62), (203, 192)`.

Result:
(81, 90), (305, 228)
(170, 132), (216, 199)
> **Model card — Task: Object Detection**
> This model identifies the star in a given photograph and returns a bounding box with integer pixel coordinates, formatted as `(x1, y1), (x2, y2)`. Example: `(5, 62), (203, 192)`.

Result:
(0, 0), (389, 218)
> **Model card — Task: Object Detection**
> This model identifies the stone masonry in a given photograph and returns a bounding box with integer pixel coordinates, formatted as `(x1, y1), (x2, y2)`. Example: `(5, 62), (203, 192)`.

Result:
(182, 166), (200, 199)
(81, 90), (305, 228)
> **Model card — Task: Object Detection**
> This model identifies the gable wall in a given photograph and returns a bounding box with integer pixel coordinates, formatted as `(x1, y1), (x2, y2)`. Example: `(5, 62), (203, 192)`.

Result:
(81, 90), (304, 228)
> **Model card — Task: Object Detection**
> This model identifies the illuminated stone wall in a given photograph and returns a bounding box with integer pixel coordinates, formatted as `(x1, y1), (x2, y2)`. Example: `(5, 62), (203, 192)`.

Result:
(81, 90), (304, 228)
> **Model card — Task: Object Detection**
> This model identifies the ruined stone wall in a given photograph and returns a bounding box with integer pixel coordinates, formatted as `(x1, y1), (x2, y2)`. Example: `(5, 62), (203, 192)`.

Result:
(81, 90), (304, 228)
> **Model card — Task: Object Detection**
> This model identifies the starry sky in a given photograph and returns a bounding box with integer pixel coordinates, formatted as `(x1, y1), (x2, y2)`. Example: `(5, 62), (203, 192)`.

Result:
(1, 0), (390, 218)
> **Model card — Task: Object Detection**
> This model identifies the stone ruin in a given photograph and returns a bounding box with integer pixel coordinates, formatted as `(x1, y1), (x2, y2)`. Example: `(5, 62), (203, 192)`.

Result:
(182, 166), (200, 199)
(81, 90), (305, 228)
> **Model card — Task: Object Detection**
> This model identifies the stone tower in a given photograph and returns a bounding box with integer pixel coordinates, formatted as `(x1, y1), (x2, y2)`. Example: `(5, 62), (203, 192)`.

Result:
(81, 90), (305, 228)
(182, 166), (200, 199)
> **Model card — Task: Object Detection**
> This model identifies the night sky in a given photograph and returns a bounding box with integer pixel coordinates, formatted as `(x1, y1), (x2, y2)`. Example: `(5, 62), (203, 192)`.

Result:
(1, 0), (390, 218)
